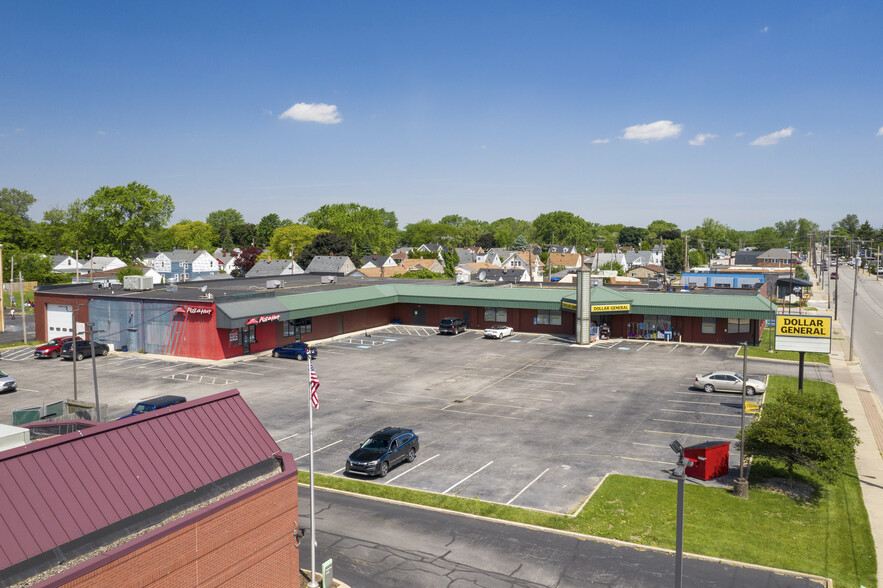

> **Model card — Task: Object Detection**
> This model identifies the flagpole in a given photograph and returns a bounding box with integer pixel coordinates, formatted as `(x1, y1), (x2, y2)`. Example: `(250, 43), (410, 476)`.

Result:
(307, 356), (318, 588)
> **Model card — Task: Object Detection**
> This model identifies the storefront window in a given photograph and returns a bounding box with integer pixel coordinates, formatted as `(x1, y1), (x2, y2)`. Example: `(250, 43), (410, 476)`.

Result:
(701, 317), (716, 334)
(727, 318), (751, 333)
(284, 318), (313, 338)
(536, 310), (562, 325)
(484, 308), (507, 322)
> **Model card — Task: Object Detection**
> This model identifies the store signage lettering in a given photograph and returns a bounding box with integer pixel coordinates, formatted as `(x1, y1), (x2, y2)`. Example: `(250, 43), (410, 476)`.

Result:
(591, 304), (630, 313)
(561, 301), (577, 311)
(775, 316), (831, 338)
(188, 307), (212, 315)
(247, 314), (281, 325)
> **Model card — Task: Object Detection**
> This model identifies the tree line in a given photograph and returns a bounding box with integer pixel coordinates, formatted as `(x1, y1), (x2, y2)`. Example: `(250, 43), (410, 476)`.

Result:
(1, 184), (880, 281)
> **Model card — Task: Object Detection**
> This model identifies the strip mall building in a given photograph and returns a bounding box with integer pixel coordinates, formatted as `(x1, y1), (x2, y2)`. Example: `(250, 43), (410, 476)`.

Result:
(33, 274), (776, 360)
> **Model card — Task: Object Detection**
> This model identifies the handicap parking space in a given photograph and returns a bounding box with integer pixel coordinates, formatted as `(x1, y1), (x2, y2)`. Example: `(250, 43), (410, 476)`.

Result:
(0, 346), (38, 361)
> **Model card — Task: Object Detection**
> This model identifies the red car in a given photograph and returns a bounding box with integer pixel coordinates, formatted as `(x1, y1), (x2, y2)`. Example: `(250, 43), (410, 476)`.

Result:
(34, 336), (83, 359)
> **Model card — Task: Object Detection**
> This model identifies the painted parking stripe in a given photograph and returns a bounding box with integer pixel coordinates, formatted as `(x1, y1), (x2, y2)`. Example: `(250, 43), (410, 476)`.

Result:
(666, 399), (736, 406)
(330, 466), (346, 475)
(632, 442), (671, 449)
(491, 379), (575, 387)
(274, 433), (300, 443)
(660, 409), (742, 418)
(700, 346), (709, 355)
(637, 342), (650, 351)
(295, 439), (343, 461)
(668, 344), (680, 353)
(443, 461), (494, 495)
(365, 399), (523, 420)
(652, 418), (741, 430)
(641, 430), (733, 442)
(459, 359), (542, 402)
(507, 467), (550, 505)
(385, 453), (440, 484)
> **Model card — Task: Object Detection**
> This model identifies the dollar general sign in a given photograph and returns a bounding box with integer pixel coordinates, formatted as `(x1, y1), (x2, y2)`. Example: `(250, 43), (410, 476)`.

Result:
(774, 315), (832, 353)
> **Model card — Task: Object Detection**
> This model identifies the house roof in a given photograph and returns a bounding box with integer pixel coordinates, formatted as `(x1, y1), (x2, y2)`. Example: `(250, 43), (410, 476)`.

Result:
(305, 255), (354, 273)
(474, 268), (526, 282)
(360, 254), (394, 267)
(245, 258), (303, 277)
(400, 258), (442, 271)
(455, 248), (477, 264)
(0, 390), (284, 576)
(633, 264), (665, 273)
(548, 252), (581, 267)
(161, 249), (211, 262)
(758, 248), (796, 260)
(353, 265), (409, 278)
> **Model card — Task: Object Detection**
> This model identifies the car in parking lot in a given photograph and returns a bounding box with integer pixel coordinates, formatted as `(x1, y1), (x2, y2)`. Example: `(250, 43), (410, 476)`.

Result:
(483, 325), (514, 339)
(60, 340), (110, 361)
(0, 370), (16, 393)
(345, 427), (419, 477)
(830, 272), (838, 279)
(694, 371), (766, 395)
(119, 395), (187, 419)
(439, 317), (466, 335)
(271, 342), (317, 360)
(34, 336), (83, 359)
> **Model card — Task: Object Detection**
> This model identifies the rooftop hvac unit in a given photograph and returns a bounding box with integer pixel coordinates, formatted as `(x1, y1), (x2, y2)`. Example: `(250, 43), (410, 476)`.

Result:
(124, 275), (154, 291)
(456, 273), (470, 284)
(321, 275), (336, 284)
(266, 279), (282, 289)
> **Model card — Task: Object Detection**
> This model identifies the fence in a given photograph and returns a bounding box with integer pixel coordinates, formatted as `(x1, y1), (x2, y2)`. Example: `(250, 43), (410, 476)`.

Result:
(11, 398), (108, 426)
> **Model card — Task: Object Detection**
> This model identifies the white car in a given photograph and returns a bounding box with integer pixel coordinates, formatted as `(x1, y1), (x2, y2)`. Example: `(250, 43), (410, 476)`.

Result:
(483, 325), (514, 339)
(694, 371), (766, 395)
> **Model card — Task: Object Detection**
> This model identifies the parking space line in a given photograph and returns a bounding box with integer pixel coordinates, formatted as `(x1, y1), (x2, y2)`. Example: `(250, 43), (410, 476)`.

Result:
(632, 442), (670, 449)
(660, 409), (742, 418)
(330, 466), (346, 475)
(365, 399), (523, 420)
(459, 359), (542, 402)
(385, 453), (440, 484)
(652, 418), (740, 429)
(668, 344), (680, 353)
(666, 399), (734, 406)
(141, 364), (191, 374)
(444, 461), (494, 495)
(295, 439), (343, 461)
(274, 433), (300, 443)
(491, 379), (575, 387)
(105, 359), (164, 372)
(700, 346), (709, 355)
(641, 430), (733, 442)
(198, 366), (269, 377)
(637, 342), (650, 351)
(507, 467), (549, 505)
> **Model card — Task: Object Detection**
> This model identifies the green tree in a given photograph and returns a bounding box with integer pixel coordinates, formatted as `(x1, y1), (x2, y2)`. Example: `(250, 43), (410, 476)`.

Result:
(206, 209), (245, 234)
(300, 203), (398, 256)
(489, 217), (534, 249)
(475, 232), (496, 251)
(834, 214), (860, 235)
(646, 220), (680, 242)
(442, 247), (460, 278)
(857, 220), (875, 242)
(533, 211), (589, 247)
(68, 182), (174, 261)
(744, 386), (858, 484)
(116, 266), (145, 278)
(160, 221), (219, 251)
(599, 260), (624, 275)
(296, 232), (353, 268)
(400, 219), (459, 247)
(0, 187), (37, 220)
(750, 226), (785, 249)
(397, 268), (446, 280)
(618, 226), (646, 248)
(38, 207), (73, 255)
(267, 224), (328, 259)
(513, 235), (529, 251)
(255, 213), (292, 247)
(662, 239), (684, 273)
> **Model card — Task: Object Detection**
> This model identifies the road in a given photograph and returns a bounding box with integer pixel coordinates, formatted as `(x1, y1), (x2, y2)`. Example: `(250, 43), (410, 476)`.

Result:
(828, 266), (883, 402)
(299, 486), (823, 587)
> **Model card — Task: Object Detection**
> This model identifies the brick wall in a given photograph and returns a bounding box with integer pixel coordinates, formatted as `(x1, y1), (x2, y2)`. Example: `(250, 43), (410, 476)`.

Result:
(54, 474), (299, 587)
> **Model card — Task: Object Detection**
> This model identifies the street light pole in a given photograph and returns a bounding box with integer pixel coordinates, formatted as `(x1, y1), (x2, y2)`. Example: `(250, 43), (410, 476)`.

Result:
(669, 440), (691, 588)
(848, 240), (859, 362)
(734, 343), (749, 499)
(85, 322), (104, 422)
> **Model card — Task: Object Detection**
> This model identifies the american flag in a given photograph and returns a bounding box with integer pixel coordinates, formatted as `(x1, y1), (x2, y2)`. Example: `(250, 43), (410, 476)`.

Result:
(309, 359), (320, 410)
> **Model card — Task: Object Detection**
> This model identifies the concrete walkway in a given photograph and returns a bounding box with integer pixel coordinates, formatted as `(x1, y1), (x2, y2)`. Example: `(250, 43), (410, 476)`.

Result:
(806, 267), (883, 585)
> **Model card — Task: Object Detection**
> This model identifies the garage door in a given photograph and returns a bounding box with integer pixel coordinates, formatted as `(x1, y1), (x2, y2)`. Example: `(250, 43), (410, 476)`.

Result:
(47, 303), (85, 338)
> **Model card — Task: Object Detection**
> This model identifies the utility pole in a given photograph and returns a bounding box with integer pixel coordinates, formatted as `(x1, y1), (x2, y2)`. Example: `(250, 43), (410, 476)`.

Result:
(0, 243), (5, 333)
(849, 239), (859, 362)
(19, 272), (27, 344)
(827, 232), (832, 310)
(684, 235), (689, 274)
(788, 239), (794, 315)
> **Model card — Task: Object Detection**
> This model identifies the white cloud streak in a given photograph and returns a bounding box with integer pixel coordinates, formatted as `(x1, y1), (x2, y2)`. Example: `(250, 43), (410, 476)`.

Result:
(877, 126), (883, 136)
(688, 133), (718, 146)
(750, 127), (794, 146)
(621, 120), (683, 142)
(279, 103), (342, 124)
(592, 138), (610, 144)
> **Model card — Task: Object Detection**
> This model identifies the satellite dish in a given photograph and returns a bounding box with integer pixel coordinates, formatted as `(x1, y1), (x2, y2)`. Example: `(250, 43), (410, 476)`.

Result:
(201, 285), (208, 293)
(478, 270), (487, 281)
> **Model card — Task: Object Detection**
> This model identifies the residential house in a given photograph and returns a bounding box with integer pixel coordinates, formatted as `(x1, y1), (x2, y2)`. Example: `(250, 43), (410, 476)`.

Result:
(547, 252), (583, 270)
(84, 256), (127, 273)
(455, 261), (503, 278)
(501, 251), (544, 281)
(304, 255), (357, 275)
(245, 258), (305, 278)
(592, 251), (628, 272)
(390, 251), (409, 263)
(400, 258), (444, 273)
(627, 264), (666, 282)
(548, 245), (578, 254)
(471, 267), (528, 283)
(351, 265), (409, 278)
(624, 249), (664, 268)
(733, 249), (763, 266)
(757, 248), (798, 268)
(455, 248), (477, 264)
(153, 249), (219, 282)
(215, 250), (239, 274)
(360, 254), (397, 269)
(50, 255), (84, 274)
(416, 243), (446, 260)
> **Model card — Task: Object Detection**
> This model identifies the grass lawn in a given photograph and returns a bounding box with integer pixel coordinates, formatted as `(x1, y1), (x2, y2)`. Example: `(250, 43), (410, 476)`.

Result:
(738, 328), (830, 365)
(298, 375), (874, 586)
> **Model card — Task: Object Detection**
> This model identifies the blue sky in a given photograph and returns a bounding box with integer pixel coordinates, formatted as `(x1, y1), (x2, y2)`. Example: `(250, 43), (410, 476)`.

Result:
(2, 2), (881, 230)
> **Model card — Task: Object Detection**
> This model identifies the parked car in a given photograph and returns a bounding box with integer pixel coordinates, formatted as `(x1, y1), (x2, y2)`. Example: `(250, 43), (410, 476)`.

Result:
(484, 325), (514, 339)
(119, 395), (187, 419)
(60, 340), (110, 361)
(345, 427), (419, 477)
(0, 370), (16, 393)
(830, 272), (838, 279)
(34, 336), (83, 359)
(271, 342), (317, 360)
(694, 371), (766, 395)
(439, 317), (466, 335)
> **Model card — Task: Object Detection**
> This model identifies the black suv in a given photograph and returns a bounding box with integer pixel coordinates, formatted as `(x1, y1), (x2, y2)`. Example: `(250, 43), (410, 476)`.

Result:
(439, 317), (466, 335)
(60, 340), (110, 361)
(345, 427), (419, 477)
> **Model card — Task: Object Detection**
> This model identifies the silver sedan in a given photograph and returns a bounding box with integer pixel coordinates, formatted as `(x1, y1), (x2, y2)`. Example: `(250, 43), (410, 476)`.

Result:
(694, 371), (766, 395)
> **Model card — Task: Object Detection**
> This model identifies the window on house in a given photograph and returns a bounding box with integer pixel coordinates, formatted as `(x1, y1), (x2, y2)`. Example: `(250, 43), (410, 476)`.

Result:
(484, 308), (507, 322)
(701, 317), (716, 334)
(728, 318), (751, 333)
(536, 310), (562, 325)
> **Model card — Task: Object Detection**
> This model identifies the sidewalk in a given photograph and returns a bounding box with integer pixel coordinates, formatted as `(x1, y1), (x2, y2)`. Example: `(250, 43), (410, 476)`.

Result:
(808, 268), (883, 585)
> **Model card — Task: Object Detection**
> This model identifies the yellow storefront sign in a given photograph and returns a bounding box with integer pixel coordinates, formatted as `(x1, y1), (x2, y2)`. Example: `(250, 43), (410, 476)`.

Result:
(592, 304), (630, 313)
(562, 301), (577, 311)
(775, 316), (831, 338)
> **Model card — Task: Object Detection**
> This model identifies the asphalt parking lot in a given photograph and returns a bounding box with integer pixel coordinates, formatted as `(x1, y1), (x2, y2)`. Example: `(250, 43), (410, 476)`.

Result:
(0, 327), (833, 514)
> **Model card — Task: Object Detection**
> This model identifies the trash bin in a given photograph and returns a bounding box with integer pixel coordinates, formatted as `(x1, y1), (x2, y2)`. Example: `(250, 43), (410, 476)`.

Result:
(684, 441), (730, 480)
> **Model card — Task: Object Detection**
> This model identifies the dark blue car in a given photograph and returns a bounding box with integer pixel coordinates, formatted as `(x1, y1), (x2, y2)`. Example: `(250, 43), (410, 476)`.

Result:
(271, 342), (317, 360)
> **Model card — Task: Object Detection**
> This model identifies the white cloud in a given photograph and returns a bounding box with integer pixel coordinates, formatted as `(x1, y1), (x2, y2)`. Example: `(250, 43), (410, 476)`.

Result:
(735, 132), (745, 137)
(592, 138), (610, 144)
(762, 26), (769, 33)
(621, 120), (683, 142)
(97, 130), (106, 135)
(877, 126), (883, 136)
(750, 127), (794, 146)
(688, 133), (718, 146)
(279, 102), (342, 124)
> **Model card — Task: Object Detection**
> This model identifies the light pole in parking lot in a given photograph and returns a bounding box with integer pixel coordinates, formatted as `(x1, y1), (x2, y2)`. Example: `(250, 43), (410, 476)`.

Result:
(85, 322), (105, 422)
(669, 440), (692, 588)
(734, 342), (749, 499)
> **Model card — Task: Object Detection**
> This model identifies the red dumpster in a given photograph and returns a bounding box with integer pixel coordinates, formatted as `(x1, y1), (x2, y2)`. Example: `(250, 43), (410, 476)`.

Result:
(684, 441), (730, 480)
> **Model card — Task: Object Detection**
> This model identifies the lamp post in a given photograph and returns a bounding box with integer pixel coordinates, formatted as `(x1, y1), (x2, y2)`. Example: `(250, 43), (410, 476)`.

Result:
(669, 440), (692, 588)
(848, 239), (860, 362)
(85, 322), (105, 422)
(734, 342), (749, 498)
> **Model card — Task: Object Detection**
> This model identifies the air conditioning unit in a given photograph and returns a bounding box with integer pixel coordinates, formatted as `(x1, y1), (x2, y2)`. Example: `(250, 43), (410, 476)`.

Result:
(321, 275), (336, 284)
(266, 279), (282, 289)
(124, 275), (154, 291)
(455, 273), (470, 284)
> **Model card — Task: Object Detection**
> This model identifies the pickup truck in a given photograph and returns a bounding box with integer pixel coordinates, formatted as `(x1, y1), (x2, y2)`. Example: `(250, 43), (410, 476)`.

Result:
(483, 325), (514, 339)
